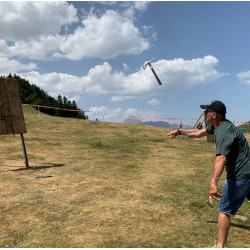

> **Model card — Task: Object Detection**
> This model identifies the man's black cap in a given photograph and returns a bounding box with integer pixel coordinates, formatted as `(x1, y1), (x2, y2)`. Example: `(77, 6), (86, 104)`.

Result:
(200, 100), (226, 115)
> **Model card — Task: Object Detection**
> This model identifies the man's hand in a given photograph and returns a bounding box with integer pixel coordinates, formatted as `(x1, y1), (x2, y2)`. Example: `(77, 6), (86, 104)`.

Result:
(166, 130), (178, 139)
(209, 182), (223, 205)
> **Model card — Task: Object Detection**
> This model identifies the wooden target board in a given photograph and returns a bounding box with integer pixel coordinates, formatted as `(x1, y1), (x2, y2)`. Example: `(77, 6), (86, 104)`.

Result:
(0, 78), (27, 135)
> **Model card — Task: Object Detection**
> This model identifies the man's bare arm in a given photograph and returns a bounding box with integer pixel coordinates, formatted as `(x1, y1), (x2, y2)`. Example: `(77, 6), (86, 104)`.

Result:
(209, 154), (227, 205)
(167, 128), (208, 139)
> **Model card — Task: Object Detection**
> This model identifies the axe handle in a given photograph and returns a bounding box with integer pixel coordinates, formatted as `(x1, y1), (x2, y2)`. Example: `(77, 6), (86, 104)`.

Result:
(150, 65), (162, 85)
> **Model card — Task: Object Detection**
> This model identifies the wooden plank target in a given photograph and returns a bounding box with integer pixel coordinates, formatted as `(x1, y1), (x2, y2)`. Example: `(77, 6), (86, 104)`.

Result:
(0, 78), (27, 135)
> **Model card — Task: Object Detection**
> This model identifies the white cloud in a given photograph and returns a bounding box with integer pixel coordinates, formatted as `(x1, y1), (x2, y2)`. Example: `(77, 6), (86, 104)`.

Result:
(147, 98), (161, 106)
(123, 1), (150, 19)
(237, 70), (250, 84)
(20, 71), (85, 98)
(123, 63), (129, 71)
(0, 57), (37, 75)
(133, 1), (150, 12)
(20, 56), (224, 101)
(69, 95), (81, 103)
(1, 7), (150, 61)
(0, 1), (78, 60)
(152, 55), (225, 91)
(111, 96), (140, 102)
(88, 106), (122, 121)
(0, 2), (78, 41)
(54, 10), (150, 60)
(2, 36), (59, 60)
(143, 25), (158, 41)
(87, 106), (164, 122)
(124, 108), (142, 117)
(122, 107), (165, 121)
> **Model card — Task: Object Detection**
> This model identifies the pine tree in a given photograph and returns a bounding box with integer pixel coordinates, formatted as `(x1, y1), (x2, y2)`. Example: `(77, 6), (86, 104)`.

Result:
(3, 74), (88, 119)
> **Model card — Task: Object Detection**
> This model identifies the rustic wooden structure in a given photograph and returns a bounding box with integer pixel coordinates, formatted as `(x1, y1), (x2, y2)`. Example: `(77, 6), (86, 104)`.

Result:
(0, 78), (29, 167)
(193, 111), (215, 142)
(0, 78), (26, 135)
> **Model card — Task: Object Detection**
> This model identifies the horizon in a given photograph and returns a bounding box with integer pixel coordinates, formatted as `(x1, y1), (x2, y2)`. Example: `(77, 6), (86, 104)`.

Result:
(1, 1), (250, 126)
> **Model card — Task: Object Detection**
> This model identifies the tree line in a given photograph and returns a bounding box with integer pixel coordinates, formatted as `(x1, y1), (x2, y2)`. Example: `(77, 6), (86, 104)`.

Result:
(4, 74), (88, 119)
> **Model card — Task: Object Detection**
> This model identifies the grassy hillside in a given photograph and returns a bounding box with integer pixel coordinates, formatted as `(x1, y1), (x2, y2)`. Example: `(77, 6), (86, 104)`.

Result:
(238, 122), (250, 134)
(0, 106), (249, 247)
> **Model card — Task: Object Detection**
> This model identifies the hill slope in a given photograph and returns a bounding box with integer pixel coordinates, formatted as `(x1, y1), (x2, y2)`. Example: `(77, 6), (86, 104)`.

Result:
(238, 122), (250, 134)
(0, 106), (249, 248)
(6, 74), (87, 119)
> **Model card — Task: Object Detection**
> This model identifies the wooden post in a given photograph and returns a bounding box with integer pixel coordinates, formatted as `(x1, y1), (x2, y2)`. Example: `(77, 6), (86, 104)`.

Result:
(20, 134), (29, 168)
(0, 78), (29, 167)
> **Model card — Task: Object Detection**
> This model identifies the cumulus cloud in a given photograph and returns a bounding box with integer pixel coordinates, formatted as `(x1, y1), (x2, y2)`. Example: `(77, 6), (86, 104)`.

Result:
(133, 1), (150, 12)
(123, 63), (129, 71)
(111, 96), (140, 102)
(122, 108), (164, 120)
(153, 55), (225, 91)
(20, 55), (224, 100)
(0, 2), (78, 41)
(147, 98), (161, 106)
(1, 36), (59, 60)
(0, 3), (150, 61)
(20, 71), (85, 98)
(123, 1), (150, 18)
(88, 106), (122, 121)
(0, 57), (37, 75)
(87, 105), (164, 122)
(237, 70), (250, 84)
(143, 25), (158, 41)
(54, 10), (150, 60)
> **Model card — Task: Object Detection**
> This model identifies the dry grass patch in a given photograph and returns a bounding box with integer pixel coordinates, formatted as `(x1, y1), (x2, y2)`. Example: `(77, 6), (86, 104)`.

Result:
(0, 106), (249, 247)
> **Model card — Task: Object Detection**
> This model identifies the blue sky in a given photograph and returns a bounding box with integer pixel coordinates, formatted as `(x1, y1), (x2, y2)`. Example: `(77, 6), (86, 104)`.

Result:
(1, 1), (250, 126)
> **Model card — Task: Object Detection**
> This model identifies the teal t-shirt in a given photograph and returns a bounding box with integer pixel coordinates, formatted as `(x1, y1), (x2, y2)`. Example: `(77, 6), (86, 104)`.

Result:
(206, 120), (250, 180)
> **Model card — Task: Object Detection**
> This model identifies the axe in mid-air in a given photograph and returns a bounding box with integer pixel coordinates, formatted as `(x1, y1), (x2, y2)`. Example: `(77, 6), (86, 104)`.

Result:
(142, 58), (162, 85)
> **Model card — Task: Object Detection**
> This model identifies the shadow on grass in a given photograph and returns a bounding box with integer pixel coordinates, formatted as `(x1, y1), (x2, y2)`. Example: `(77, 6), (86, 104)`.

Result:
(9, 163), (64, 172)
(207, 220), (250, 231)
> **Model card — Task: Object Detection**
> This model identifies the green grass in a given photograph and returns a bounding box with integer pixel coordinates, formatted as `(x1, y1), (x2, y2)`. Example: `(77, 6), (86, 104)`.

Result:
(0, 106), (249, 247)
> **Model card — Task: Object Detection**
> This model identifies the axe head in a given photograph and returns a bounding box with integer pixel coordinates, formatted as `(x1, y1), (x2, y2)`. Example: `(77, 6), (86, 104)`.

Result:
(142, 58), (154, 70)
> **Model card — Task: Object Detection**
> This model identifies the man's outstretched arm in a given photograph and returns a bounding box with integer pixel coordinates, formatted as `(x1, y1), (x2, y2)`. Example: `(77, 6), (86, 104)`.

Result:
(167, 128), (208, 139)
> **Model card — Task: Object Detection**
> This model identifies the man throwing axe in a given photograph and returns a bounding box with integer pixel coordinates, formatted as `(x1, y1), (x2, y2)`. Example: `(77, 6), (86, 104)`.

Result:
(167, 100), (250, 248)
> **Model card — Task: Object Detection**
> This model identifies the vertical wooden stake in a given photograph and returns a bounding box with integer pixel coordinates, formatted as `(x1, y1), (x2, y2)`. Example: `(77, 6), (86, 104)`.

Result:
(20, 134), (29, 168)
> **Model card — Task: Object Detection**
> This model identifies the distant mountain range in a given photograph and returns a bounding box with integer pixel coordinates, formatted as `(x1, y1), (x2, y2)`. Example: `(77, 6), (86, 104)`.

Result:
(123, 116), (193, 129)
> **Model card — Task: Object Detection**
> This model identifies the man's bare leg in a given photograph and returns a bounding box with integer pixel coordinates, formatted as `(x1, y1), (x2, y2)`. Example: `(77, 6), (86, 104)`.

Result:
(216, 212), (231, 248)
